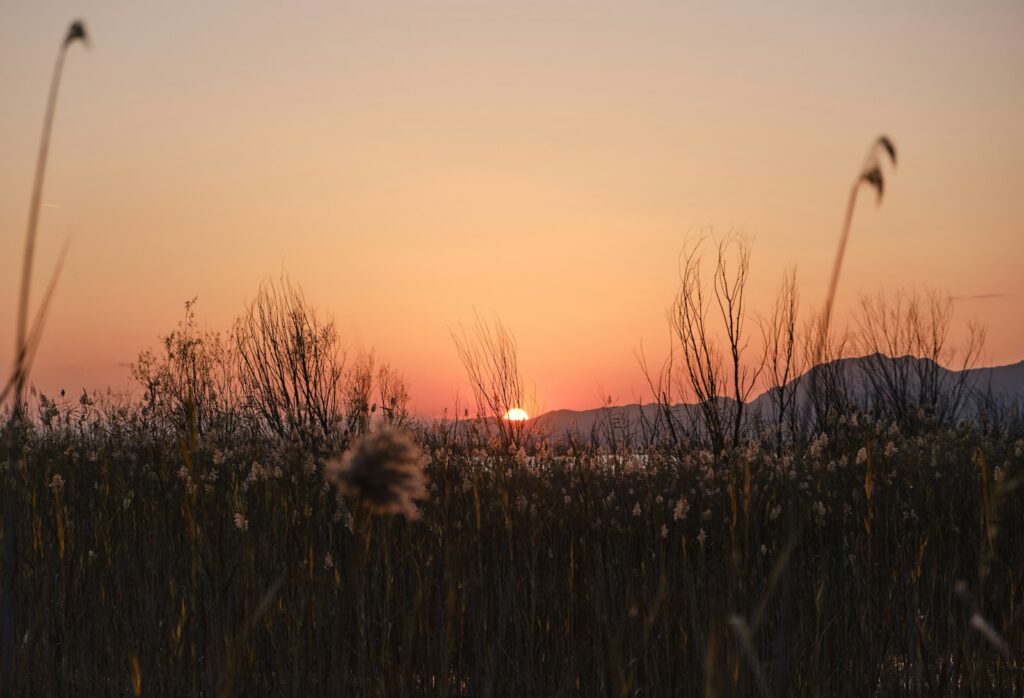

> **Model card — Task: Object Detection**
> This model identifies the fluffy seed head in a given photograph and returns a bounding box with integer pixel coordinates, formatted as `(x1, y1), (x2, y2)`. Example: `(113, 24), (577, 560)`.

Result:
(326, 426), (429, 521)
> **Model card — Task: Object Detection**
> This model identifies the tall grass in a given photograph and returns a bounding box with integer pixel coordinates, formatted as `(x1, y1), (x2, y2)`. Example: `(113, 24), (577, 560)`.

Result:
(0, 395), (1020, 695)
(3, 22), (88, 695)
(818, 135), (898, 364)
(2, 279), (1022, 695)
(4, 21), (88, 414)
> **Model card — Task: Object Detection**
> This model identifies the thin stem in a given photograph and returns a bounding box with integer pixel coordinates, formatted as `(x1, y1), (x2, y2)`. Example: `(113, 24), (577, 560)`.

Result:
(818, 179), (861, 364)
(14, 44), (71, 416)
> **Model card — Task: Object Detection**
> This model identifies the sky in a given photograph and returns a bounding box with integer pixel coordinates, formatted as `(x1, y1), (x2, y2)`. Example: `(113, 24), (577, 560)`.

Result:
(2, 1), (1023, 416)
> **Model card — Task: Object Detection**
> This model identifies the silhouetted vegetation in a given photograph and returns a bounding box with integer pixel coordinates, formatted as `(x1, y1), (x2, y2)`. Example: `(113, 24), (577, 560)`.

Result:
(1, 270), (1021, 696)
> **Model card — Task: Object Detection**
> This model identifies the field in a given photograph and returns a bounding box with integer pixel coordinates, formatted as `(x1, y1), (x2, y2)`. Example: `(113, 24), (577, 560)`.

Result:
(2, 333), (1022, 695)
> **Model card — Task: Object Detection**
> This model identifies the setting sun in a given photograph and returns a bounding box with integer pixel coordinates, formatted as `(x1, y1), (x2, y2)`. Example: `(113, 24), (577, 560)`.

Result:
(503, 407), (529, 422)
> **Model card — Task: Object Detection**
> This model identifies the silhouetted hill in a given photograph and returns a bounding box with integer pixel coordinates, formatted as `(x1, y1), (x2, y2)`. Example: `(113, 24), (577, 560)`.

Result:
(530, 355), (1024, 440)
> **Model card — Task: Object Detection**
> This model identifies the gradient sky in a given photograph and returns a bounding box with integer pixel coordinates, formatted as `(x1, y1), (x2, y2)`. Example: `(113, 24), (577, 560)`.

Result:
(2, 1), (1023, 415)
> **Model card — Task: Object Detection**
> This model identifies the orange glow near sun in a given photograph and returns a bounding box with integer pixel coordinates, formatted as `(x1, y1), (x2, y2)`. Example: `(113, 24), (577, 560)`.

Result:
(504, 408), (529, 422)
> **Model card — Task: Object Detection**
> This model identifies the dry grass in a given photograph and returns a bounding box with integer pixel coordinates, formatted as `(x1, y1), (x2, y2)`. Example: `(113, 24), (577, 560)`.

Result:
(0, 395), (1021, 696)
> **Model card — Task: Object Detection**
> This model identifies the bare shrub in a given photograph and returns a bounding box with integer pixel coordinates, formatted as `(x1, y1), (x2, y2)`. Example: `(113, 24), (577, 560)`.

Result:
(664, 234), (763, 453)
(343, 352), (375, 437)
(377, 362), (411, 427)
(452, 313), (530, 451)
(760, 267), (804, 452)
(856, 289), (986, 425)
(339, 353), (412, 433)
(233, 278), (347, 450)
(132, 298), (240, 439)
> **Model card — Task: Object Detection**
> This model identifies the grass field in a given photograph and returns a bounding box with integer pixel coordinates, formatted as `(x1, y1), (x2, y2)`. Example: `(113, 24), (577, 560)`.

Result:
(2, 386), (1021, 695)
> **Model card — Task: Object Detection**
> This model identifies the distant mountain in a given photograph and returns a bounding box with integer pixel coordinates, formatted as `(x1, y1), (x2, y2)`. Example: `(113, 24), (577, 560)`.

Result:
(530, 355), (1024, 440)
(963, 360), (1024, 400)
(746, 354), (1024, 421)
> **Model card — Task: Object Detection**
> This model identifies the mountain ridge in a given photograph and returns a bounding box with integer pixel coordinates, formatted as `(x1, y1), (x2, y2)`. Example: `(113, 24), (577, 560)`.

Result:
(528, 355), (1024, 438)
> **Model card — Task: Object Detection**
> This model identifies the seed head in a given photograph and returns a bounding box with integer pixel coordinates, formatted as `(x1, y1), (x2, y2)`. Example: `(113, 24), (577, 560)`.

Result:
(64, 21), (88, 48)
(877, 135), (897, 166)
(326, 426), (429, 521)
(861, 167), (884, 202)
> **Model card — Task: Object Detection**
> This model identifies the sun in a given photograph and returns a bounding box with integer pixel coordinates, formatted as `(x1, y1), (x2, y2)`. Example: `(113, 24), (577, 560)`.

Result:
(503, 407), (529, 422)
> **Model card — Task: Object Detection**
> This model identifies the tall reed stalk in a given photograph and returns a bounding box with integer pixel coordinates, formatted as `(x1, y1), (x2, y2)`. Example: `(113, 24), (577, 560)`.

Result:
(4, 21), (88, 418)
(816, 135), (897, 363)
(2, 21), (87, 698)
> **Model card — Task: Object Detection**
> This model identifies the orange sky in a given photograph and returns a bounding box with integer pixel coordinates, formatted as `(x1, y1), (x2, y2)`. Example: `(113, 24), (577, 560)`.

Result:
(2, 1), (1023, 415)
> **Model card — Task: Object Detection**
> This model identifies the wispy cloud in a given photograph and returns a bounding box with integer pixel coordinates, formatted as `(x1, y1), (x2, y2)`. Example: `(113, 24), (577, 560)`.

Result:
(951, 293), (1012, 301)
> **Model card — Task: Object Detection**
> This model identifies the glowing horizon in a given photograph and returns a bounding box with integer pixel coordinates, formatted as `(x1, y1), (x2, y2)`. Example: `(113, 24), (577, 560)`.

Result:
(2, 2), (1023, 416)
